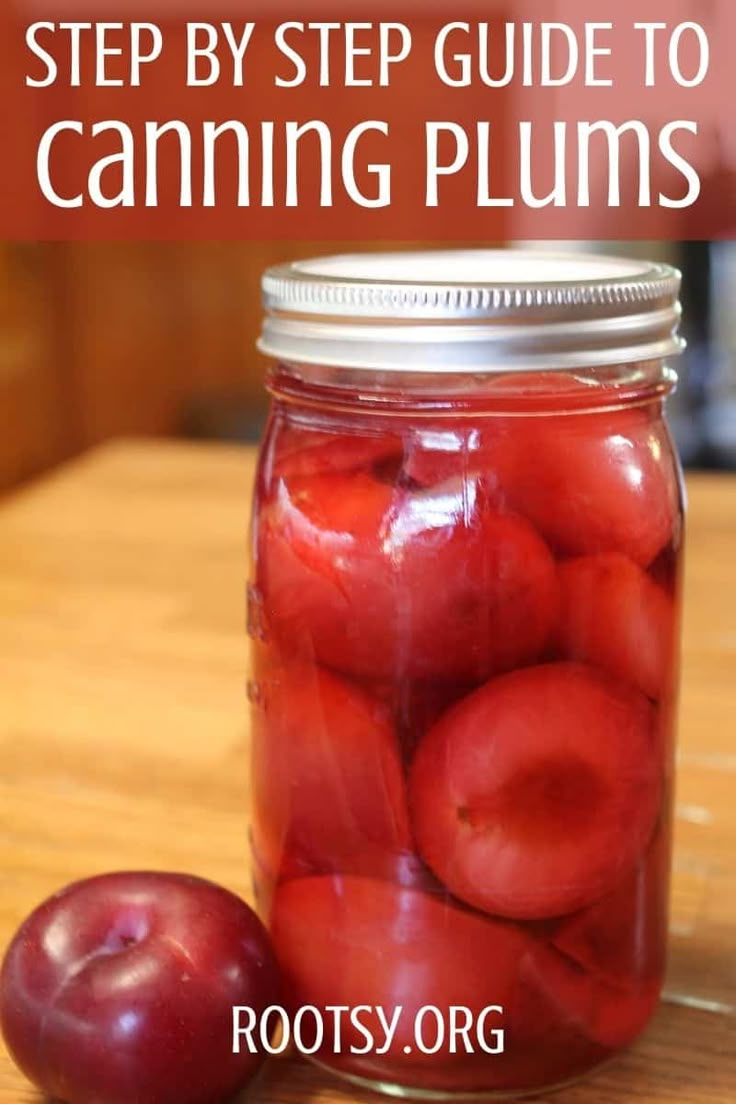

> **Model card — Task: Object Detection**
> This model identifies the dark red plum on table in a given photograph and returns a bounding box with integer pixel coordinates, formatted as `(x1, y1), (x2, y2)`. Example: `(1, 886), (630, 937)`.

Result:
(0, 871), (280, 1104)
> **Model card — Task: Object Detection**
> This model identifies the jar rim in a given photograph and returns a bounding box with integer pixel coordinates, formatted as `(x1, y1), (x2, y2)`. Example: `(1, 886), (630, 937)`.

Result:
(259, 248), (684, 373)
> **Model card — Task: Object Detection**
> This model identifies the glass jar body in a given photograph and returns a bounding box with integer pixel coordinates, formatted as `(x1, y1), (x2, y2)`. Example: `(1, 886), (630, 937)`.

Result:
(248, 362), (683, 1099)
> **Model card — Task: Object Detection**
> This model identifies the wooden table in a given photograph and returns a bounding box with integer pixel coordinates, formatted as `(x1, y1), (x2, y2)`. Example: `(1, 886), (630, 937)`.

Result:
(1, 440), (734, 1104)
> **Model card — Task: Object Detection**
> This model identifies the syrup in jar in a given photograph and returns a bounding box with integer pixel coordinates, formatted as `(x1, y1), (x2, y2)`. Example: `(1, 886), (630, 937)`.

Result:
(248, 250), (684, 1097)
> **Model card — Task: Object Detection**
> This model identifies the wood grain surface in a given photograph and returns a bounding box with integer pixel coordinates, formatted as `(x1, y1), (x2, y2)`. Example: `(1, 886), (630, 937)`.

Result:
(1, 440), (734, 1104)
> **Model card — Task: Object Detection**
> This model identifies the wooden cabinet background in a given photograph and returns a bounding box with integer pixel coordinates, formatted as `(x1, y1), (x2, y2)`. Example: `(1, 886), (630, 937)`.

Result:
(0, 244), (72, 488)
(3, 240), (493, 491)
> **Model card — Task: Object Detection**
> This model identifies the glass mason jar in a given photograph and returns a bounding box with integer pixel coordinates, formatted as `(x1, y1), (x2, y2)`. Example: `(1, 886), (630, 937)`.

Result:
(248, 251), (685, 1098)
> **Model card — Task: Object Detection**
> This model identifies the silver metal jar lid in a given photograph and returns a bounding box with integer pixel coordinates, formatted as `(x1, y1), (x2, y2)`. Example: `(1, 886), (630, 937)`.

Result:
(259, 249), (684, 373)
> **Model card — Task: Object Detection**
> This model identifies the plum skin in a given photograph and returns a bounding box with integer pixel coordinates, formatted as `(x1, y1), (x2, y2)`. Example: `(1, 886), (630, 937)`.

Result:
(0, 871), (280, 1104)
(409, 662), (660, 919)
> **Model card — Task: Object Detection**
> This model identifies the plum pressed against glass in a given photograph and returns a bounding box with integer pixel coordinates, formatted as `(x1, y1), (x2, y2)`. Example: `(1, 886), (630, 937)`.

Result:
(270, 421), (403, 481)
(250, 661), (411, 880)
(258, 469), (559, 683)
(270, 875), (532, 1092)
(556, 553), (676, 700)
(0, 873), (279, 1104)
(550, 818), (671, 989)
(409, 662), (661, 919)
(404, 405), (679, 568)
(494, 407), (679, 567)
(515, 939), (661, 1053)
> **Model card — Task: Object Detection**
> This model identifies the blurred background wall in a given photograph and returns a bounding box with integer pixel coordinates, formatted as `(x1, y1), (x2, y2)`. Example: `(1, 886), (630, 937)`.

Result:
(0, 239), (734, 491)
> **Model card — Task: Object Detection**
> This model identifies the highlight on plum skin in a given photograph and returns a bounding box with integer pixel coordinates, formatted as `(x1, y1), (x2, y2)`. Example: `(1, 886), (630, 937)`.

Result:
(0, 872), (280, 1104)
(258, 469), (559, 682)
(250, 384), (682, 1097)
